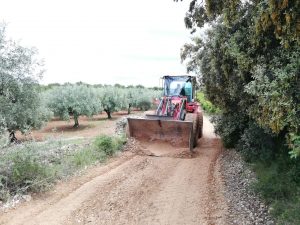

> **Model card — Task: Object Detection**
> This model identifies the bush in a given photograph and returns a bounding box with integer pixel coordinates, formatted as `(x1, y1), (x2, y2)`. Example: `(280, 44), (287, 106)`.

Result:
(0, 146), (56, 201)
(94, 135), (126, 156)
(196, 92), (221, 114)
(10, 154), (55, 193)
(212, 112), (247, 148)
(236, 122), (276, 162)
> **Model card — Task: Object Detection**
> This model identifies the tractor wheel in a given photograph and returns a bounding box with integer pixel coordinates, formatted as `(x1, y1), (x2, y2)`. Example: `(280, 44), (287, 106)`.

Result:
(180, 109), (186, 121)
(193, 115), (200, 148)
(198, 112), (203, 138)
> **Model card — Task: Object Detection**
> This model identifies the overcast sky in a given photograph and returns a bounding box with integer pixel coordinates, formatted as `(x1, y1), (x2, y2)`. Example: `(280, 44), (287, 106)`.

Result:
(1, 0), (193, 87)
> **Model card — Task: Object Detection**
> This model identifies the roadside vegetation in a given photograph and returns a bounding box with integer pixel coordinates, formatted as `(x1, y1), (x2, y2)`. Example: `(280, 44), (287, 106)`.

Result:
(181, 0), (299, 224)
(196, 92), (220, 114)
(0, 23), (159, 204)
(0, 135), (126, 202)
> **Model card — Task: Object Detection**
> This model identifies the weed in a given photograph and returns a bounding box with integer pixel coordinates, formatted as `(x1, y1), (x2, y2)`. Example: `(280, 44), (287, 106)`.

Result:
(71, 147), (107, 168)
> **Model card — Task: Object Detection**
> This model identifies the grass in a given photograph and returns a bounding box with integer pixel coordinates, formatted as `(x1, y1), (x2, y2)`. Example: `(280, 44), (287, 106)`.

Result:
(196, 92), (221, 114)
(0, 134), (126, 202)
(252, 156), (300, 225)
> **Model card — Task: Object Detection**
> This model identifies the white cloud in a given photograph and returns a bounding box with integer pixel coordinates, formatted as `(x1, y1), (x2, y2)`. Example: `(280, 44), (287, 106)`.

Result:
(1, 0), (192, 87)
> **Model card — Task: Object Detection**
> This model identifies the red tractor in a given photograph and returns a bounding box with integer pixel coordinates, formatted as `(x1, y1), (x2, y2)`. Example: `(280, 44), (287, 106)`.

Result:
(127, 75), (203, 151)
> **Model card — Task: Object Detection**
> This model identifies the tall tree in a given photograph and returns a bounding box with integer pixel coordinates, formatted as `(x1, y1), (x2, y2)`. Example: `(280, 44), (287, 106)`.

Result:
(180, 1), (300, 156)
(0, 25), (50, 142)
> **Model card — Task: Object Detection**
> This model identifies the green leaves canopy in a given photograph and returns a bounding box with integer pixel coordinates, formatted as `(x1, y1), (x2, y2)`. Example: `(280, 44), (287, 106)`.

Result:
(0, 25), (50, 137)
(181, 1), (300, 156)
(46, 85), (102, 126)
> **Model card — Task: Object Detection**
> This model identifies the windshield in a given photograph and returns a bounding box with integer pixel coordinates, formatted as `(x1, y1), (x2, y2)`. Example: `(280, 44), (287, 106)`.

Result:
(165, 81), (186, 96)
(164, 76), (191, 96)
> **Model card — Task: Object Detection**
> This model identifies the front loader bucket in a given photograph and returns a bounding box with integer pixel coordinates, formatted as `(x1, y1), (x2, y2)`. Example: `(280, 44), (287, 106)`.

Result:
(127, 118), (194, 151)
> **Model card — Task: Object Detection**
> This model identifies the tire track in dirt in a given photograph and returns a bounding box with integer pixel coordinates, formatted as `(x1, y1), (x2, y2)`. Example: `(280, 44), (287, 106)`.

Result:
(0, 115), (228, 225)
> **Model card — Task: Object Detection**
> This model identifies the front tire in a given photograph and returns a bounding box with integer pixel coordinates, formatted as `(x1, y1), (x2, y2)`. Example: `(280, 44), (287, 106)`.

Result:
(198, 112), (203, 138)
(180, 109), (186, 121)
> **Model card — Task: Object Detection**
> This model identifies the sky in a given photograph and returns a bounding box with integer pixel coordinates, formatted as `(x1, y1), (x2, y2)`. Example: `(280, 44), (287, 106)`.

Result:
(0, 0), (194, 87)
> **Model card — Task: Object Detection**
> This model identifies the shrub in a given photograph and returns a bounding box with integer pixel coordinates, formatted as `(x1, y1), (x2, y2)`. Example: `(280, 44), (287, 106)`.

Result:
(236, 122), (276, 162)
(196, 92), (220, 114)
(212, 112), (247, 148)
(0, 145), (56, 201)
(94, 135), (115, 156)
(10, 153), (55, 193)
(94, 135), (126, 156)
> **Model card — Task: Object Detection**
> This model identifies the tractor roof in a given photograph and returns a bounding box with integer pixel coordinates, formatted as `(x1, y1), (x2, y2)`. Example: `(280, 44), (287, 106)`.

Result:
(162, 75), (195, 78)
(162, 75), (196, 82)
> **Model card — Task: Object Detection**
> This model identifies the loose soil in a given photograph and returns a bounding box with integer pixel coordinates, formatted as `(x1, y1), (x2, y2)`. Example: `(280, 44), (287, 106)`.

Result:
(0, 115), (228, 225)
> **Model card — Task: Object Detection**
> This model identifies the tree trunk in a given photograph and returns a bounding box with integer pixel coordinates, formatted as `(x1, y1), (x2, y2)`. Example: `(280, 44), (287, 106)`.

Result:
(104, 109), (112, 119)
(128, 103), (132, 115)
(73, 113), (79, 128)
(9, 130), (18, 143)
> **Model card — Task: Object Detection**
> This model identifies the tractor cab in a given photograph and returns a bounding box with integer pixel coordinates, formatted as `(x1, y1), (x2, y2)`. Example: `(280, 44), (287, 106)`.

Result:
(153, 75), (198, 120)
(163, 75), (196, 103)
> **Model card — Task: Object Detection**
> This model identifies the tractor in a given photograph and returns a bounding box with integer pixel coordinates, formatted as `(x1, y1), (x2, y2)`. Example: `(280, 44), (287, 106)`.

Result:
(127, 75), (203, 151)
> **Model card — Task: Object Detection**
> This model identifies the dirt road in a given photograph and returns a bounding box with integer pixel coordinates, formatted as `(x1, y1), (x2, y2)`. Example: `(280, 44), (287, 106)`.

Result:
(0, 116), (228, 225)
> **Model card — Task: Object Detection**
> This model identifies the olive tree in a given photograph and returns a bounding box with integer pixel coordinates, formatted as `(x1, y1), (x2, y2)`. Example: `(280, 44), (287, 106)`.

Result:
(97, 87), (127, 119)
(0, 25), (50, 142)
(46, 85), (102, 127)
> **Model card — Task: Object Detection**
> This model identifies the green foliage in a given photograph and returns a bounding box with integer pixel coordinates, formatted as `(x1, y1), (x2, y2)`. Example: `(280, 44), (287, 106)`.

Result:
(236, 122), (276, 162)
(94, 135), (115, 156)
(0, 144), (56, 200)
(196, 92), (220, 114)
(127, 88), (161, 111)
(0, 24), (51, 137)
(245, 50), (300, 134)
(212, 112), (247, 148)
(0, 117), (9, 148)
(181, 1), (300, 155)
(71, 148), (106, 167)
(181, 1), (300, 222)
(96, 87), (161, 117)
(98, 87), (127, 118)
(253, 156), (300, 224)
(94, 135), (126, 156)
(43, 82), (162, 119)
(289, 133), (300, 159)
(0, 135), (127, 201)
(45, 85), (102, 127)
(181, 0), (300, 45)
(10, 153), (55, 193)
